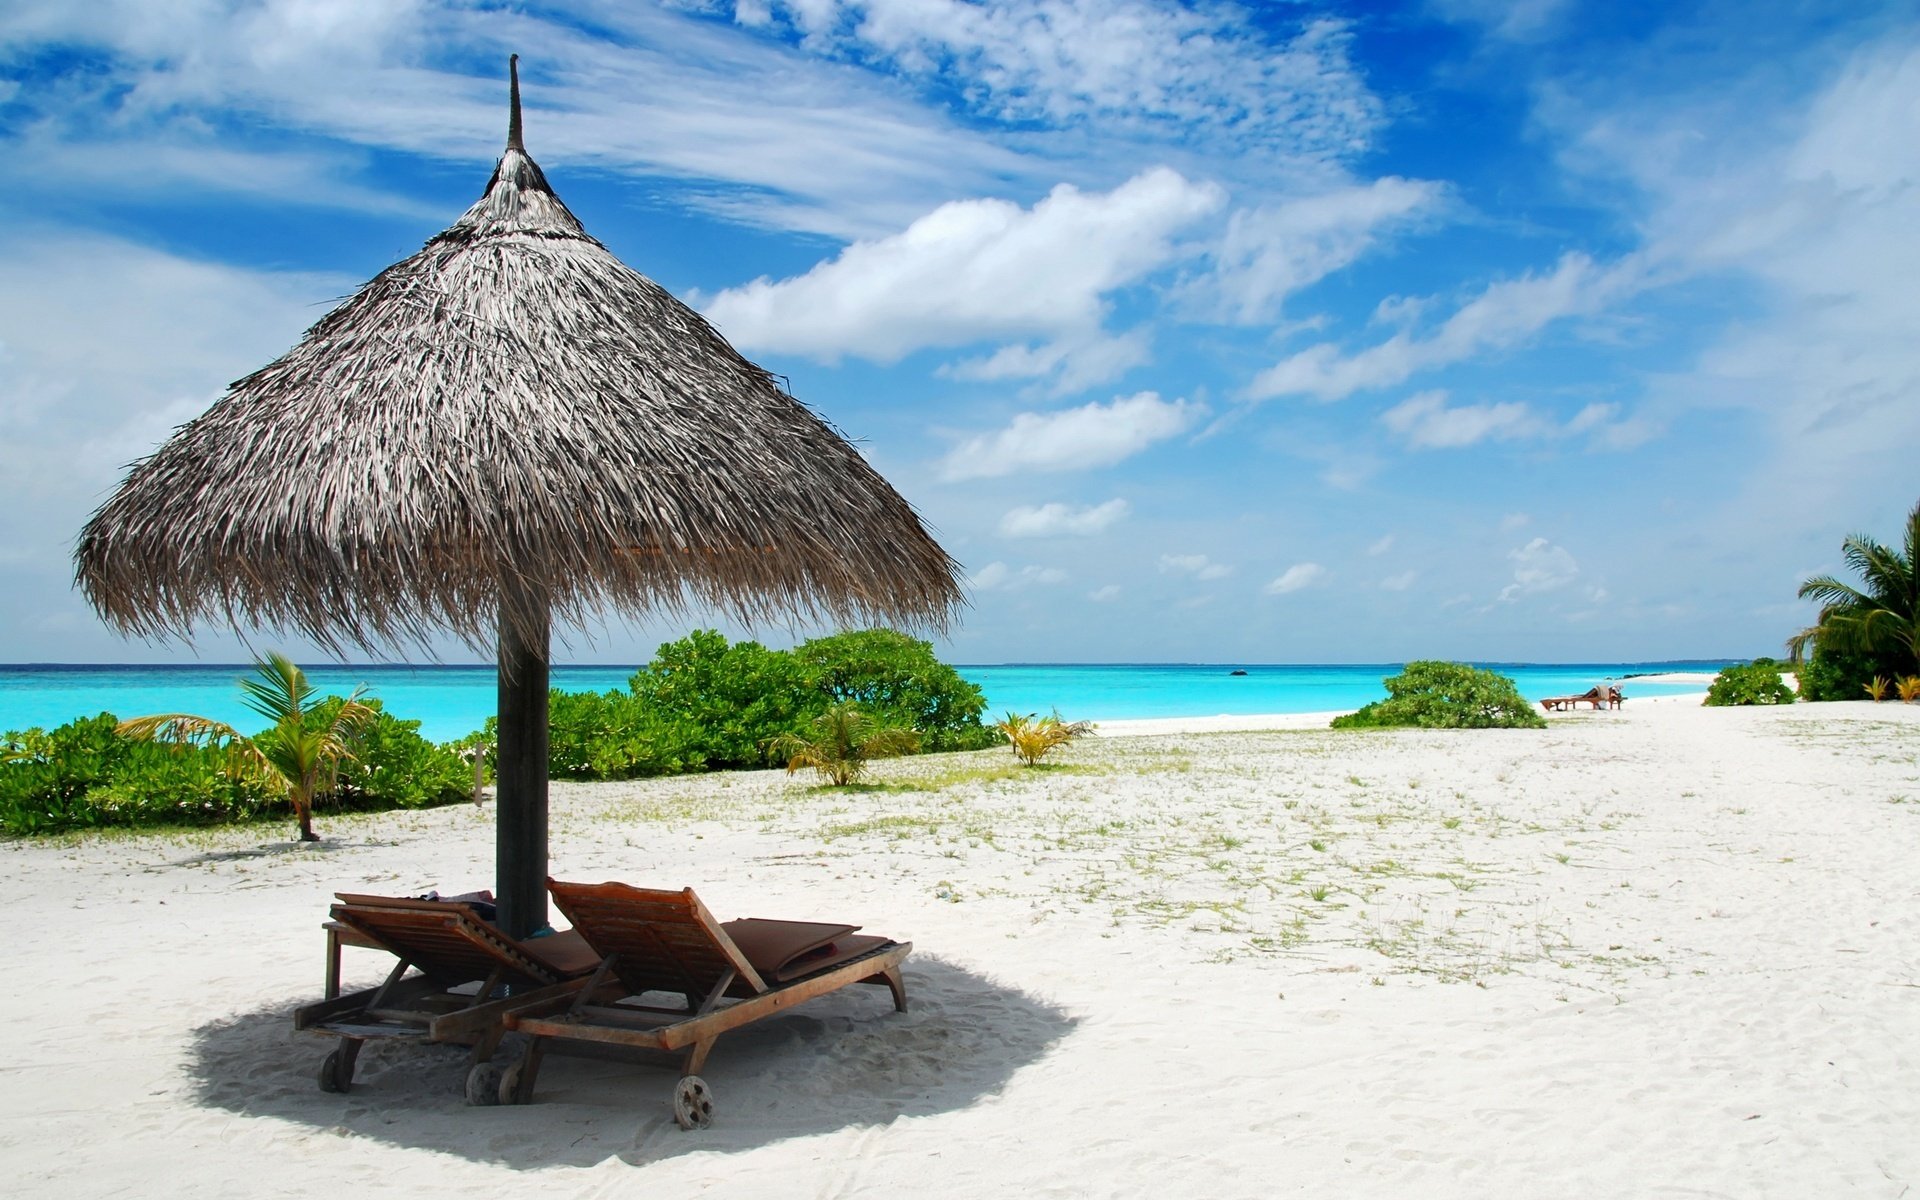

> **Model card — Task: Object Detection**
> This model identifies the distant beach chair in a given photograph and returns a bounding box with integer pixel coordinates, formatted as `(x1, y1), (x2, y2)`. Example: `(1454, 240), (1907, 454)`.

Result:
(1539, 685), (1623, 712)
(486, 879), (911, 1129)
(293, 893), (601, 1095)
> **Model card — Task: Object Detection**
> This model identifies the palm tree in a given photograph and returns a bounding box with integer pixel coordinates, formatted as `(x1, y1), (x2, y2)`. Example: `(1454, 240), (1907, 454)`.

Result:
(119, 653), (377, 841)
(765, 703), (919, 787)
(992, 710), (1096, 766)
(1792, 499), (1920, 676)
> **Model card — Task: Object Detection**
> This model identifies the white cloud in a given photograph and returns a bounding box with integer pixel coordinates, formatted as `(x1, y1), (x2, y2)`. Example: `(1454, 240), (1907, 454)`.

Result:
(1206, 177), (1443, 323)
(940, 391), (1204, 481)
(1498, 537), (1579, 601)
(1380, 570), (1418, 591)
(940, 329), (1153, 396)
(1264, 562), (1328, 595)
(1380, 389), (1632, 449)
(0, 229), (348, 658)
(969, 561), (1069, 592)
(1570, 37), (1920, 523)
(1500, 512), (1531, 531)
(703, 168), (1223, 376)
(1366, 534), (1395, 556)
(999, 499), (1131, 538)
(1160, 554), (1233, 581)
(1087, 584), (1122, 602)
(1250, 252), (1644, 402)
(1380, 390), (1540, 449)
(738, 1), (1384, 169)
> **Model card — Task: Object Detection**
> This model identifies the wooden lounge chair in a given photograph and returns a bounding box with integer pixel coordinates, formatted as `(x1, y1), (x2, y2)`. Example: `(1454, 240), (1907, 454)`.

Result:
(292, 893), (600, 1095)
(1539, 686), (1622, 712)
(485, 879), (911, 1128)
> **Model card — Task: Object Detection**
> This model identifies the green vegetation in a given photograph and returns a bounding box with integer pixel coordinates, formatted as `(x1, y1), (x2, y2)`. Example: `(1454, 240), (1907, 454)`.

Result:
(992, 710), (1096, 765)
(1703, 661), (1796, 707)
(498, 627), (997, 781)
(0, 629), (1016, 833)
(1331, 661), (1546, 730)
(765, 702), (920, 786)
(118, 653), (379, 841)
(2, 692), (469, 839)
(1791, 499), (1920, 699)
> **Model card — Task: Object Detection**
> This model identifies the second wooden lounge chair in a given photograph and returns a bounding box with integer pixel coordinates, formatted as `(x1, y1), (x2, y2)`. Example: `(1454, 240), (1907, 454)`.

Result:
(293, 893), (600, 1095)
(484, 879), (911, 1128)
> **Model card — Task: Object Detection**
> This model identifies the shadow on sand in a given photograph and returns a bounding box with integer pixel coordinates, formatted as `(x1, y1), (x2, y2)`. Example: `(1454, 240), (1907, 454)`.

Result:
(185, 955), (1075, 1168)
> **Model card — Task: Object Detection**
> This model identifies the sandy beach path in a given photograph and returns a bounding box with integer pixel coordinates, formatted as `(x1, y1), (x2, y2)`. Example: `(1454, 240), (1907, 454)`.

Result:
(3, 700), (1916, 1198)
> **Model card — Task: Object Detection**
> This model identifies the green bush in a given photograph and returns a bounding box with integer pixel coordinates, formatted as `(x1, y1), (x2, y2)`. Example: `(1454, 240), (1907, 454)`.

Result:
(0, 713), (276, 834)
(1332, 661), (1546, 730)
(533, 689), (707, 779)
(629, 630), (818, 768)
(1703, 662), (1796, 707)
(521, 628), (998, 780)
(1796, 636), (1898, 702)
(319, 699), (471, 809)
(1, 702), (476, 837)
(794, 628), (996, 751)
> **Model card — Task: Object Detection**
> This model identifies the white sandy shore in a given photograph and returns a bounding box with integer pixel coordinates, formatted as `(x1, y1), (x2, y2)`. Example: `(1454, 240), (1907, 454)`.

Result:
(5, 698), (1918, 1198)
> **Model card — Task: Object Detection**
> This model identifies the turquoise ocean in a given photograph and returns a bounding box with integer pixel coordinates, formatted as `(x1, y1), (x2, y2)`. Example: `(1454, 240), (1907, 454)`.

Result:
(0, 661), (1733, 743)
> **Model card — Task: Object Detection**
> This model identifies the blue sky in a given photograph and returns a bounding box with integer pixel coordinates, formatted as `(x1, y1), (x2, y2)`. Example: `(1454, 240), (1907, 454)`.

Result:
(1, 0), (1916, 666)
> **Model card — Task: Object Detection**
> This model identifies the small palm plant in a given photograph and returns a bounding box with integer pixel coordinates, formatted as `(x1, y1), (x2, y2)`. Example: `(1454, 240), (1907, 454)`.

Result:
(992, 710), (1096, 766)
(1898, 676), (1920, 703)
(119, 653), (377, 841)
(766, 702), (919, 787)
(1865, 675), (1892, 702)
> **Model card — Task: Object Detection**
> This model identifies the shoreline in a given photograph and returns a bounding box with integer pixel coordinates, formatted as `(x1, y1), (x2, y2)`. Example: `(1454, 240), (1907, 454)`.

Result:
(1095, 672), (1720, 736)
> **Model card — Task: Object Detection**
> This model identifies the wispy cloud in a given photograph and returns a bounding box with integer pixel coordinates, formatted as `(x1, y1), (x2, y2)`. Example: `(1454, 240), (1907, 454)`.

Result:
(1249, 253), (1645, 402)
(999, 499), (1131, 538)
(1499, 537), (1579, 601)
(940, 391), (1204, 481)
(1160, 553), (1233, 581)
(1264, 562), (1327, 595)
(969, 561), (1069, 591)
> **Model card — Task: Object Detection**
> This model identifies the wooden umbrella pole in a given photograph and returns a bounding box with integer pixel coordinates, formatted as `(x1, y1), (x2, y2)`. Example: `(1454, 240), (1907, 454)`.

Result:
(495, 576), (551, 939)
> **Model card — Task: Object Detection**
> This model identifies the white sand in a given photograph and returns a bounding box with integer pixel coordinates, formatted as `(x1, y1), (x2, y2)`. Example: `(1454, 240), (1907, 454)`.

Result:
(5, 699), (1918, 1197)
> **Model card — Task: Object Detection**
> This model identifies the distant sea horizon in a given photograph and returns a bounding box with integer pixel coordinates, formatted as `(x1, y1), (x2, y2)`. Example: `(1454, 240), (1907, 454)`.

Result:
(0, 659), (1738, 743)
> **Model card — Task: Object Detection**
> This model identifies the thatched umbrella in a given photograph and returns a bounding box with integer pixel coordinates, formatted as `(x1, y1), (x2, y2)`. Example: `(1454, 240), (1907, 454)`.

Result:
(75, 59), (963, 937)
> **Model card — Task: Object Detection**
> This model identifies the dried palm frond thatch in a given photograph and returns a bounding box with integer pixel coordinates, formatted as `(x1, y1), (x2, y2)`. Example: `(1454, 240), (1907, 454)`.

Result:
(73, 58), (963, 935)
(74, 59), (962, 656)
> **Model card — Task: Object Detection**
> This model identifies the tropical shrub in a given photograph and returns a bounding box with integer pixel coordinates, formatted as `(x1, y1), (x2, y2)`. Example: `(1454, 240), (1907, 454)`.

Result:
(1704, 662), (1796, 706)
(1899, 676), (1920, 703)
(0, 714), (275, 834)
(794, 629), (997, 751)
(765, 703), (918, 786)
(1797, 636), (1892, 702)
(1791, 499), (1920, 691)
(993, 710), (1095, 765)
(629, 630), (817, 768)
(321, 699), (471, 809)
(1331, 661), (1546, 730)
(1864, 676), (1891, 702)
(118, 653), (377, 841)
(529, 689), (707, 779)
(0, 697), (475, 837)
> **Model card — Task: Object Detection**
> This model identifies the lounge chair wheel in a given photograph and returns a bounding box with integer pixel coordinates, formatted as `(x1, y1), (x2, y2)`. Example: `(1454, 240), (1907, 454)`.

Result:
(496, 1059), (527, 1106)
(465, 1061), (503, 1107)
(672, 1075), (714, 1130)
(318, 1048), (350, 1093)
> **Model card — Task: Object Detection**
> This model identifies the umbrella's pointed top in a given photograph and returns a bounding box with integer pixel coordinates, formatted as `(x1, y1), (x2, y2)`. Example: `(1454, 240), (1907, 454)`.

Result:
(438, 56), (589, 244)
(507, 53), (525, 152)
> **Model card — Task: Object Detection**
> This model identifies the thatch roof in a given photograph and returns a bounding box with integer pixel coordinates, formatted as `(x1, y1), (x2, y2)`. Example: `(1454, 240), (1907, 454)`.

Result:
(75, 61), (962, 654)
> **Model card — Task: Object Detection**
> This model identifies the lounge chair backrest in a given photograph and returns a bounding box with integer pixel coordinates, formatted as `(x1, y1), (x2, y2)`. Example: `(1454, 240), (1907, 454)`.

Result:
(547, 880), (768, 998)
(331, 894), (560, 989)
